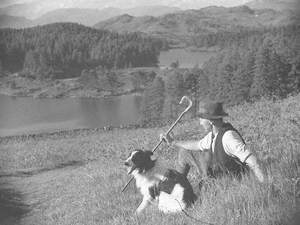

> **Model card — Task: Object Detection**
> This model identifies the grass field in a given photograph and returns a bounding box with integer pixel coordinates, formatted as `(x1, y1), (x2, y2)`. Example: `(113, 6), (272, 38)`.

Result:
(0, 95), (299, 225)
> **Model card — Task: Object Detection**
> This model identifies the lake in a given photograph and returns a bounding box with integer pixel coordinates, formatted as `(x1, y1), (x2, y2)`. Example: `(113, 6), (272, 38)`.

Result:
(0, 49), (215, 136)
(0, 94), (142, 136)
(159, 48), (216, 68)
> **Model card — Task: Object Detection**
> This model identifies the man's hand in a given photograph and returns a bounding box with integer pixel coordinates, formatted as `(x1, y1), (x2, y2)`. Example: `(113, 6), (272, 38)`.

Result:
(160, 133), (174, 145)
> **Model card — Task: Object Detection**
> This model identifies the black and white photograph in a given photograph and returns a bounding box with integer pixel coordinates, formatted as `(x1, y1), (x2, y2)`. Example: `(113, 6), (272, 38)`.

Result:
(0, 0), (299, 224)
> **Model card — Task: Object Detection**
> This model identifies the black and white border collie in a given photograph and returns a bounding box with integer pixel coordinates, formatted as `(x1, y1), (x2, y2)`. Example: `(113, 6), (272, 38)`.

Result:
(124, 149), (197, 214)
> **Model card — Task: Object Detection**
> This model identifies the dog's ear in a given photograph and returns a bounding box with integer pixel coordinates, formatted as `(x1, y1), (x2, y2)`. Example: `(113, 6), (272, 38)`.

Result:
(144, 151), (153, 156)
(145, 151), (156, 161)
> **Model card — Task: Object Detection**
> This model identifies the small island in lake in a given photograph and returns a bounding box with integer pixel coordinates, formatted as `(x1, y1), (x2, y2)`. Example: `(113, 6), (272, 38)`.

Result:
(0, 67), (158, 98)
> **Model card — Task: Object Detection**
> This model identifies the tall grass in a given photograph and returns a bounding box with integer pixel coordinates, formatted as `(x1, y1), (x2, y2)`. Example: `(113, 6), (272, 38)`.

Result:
(0, 95), (299, 225)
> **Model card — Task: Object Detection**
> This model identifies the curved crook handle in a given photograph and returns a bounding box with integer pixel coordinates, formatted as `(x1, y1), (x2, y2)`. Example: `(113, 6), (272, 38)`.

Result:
(179, 96), (193, 113)
(164, 96), (192, 135)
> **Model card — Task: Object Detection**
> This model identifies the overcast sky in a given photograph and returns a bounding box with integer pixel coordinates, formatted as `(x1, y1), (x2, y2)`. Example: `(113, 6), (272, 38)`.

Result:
(0, 0), (252, 9)
(1, 0), (297, 19)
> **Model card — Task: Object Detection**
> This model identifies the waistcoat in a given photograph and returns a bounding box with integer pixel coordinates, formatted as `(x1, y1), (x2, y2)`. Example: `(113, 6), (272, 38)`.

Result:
(210, 123), (249, 177)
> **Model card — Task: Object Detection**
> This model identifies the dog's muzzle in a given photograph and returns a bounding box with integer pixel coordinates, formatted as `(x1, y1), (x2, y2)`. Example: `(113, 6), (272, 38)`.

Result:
(127, 166), (136, 175)
(124, 160), (136, 174)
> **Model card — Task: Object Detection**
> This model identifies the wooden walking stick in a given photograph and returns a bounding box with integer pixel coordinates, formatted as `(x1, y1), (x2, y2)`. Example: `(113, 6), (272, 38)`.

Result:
(121, 96), (193, 193)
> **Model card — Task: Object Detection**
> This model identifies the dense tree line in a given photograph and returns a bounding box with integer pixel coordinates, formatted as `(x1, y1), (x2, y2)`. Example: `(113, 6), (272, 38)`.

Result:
(141, 68), (204, 125)
(140, 76), (165, 125)
(202, 24), (300, 104)
(190, 25), (299, 51)
(0, 23), (167, 78)
(141, 25), (300, 125)
(191, 27), (266, 49)
(130, 70), (156, 92)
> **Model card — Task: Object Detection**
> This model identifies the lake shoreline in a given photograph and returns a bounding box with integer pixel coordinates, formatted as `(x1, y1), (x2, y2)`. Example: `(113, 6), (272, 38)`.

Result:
(0, 117), (179, 142)
(0, 67), (159, 99)
(0, 79), (143, 99)
(0, 124), (142, 142)
(0, 88), (143, 99)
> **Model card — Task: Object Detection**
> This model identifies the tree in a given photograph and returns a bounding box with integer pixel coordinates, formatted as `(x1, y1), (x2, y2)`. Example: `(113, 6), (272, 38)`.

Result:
(202, 53), (225, 101)
(183, 68), (209, 116)
(0, 60), (3, 77)
(163, 70), (184, 119)
(230, 51), (255, 104)
(250, 40), (273, 99)
(140, 76), (165, 125)
(106, 70), (118, 90)
(170, 60), (179, 69)
(23, 50), (39, 73)
(213, 51), (237, 103)
(131, 70), (156, 91)
(268, 49), (291, 97)
(286, 63), (300, 94)
(79, 69), (99, 89)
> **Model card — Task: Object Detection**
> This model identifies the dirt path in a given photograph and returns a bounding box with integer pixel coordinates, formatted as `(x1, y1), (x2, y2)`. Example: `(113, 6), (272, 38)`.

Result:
(0, 184), (30, 225)
(0, 160), (93, 225)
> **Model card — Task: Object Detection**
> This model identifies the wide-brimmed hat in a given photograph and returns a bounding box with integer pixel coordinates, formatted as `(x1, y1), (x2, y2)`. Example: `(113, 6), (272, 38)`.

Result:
(197, 101), (228, 119)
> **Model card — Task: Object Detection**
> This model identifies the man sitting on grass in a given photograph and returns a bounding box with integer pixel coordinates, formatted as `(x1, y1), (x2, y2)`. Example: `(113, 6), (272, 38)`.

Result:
(161, 101), (264, 187)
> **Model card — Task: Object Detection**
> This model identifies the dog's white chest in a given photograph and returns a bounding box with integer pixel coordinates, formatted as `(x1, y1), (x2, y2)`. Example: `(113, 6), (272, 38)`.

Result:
(134, 172), (187, 213)
(135, 174), (158, 197)
(158, 184), (186, 213)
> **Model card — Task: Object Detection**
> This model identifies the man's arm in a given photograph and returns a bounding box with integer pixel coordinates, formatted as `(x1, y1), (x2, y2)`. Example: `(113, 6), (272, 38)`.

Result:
(223, 131), (265, 182)
(172, 140), (202, 151)
(244, 154), (264, 183)
(160, 132), (211, 151)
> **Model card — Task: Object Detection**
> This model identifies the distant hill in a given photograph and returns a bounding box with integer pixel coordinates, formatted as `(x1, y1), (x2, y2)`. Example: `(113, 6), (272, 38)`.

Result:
(94, 14), (158, 33)
(34, 8), (122, 27)
(123, 5), (180, 17)
(0, 4), (180, 27)
(34, 6), (180, 27)
(0, 15), (33, 28)
(0, 0), (22, 8)
(94, 5), (297, 46)
(0, 23), (166, 76)
(246, 0), (299, 11)
(0, 2), (56, 19)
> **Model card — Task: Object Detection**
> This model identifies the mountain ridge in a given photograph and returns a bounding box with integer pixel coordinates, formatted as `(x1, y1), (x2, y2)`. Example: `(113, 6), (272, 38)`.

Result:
(93, 5), (297, 46)
(246, 0), (299, 11)
(0, 5), (180, 27)
(0, 14), (33, 28)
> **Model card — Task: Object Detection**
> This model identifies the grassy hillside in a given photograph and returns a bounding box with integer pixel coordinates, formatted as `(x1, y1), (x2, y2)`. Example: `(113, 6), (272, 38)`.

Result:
(0, 94), (299, 225)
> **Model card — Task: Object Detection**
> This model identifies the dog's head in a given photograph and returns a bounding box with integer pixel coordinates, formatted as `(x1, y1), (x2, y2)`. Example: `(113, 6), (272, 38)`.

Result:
(124, 149), (155, 174)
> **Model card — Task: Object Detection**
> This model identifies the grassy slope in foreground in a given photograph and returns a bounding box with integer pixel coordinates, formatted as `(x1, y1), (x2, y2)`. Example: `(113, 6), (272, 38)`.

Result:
(0, 95), (299, 225)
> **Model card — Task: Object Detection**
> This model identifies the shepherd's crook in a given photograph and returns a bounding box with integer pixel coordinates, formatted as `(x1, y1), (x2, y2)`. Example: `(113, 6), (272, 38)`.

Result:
(121, 96), (192, 193)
